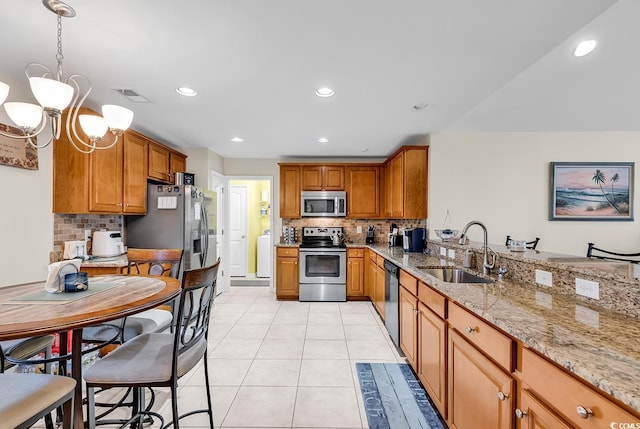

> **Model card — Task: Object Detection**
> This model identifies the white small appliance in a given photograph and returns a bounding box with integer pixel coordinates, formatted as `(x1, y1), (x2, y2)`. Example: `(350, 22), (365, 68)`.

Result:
(257, 234), (271, 278)
(92, 231), (125, 257)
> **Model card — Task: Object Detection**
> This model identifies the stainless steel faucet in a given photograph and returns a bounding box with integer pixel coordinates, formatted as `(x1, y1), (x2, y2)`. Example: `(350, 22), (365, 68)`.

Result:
(458, 221), (497, 275)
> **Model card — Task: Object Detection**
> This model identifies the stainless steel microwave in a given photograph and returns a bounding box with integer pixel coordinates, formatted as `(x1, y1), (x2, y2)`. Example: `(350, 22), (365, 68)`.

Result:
(301, 191), (347, 217)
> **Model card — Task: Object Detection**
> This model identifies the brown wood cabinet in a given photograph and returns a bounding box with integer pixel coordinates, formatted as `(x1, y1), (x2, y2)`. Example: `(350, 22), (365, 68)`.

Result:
(516, 389), (572, 429)
(519, 347), (638, 429)
(347, 248), (365, 298)
(418, 300), (447, 418)
(53, 109), (149, 214)
(448, 328), (514, 429)
(366, 249), (377, 301)
(279, 165), (301, 218)
(301, 165), (345, 191)
(345, 166), (380, 218)
(399, 284), (418, 368)
(382, 146), (428, 219)
(147, 137), (187, 184)
(275, 247), (299, 299)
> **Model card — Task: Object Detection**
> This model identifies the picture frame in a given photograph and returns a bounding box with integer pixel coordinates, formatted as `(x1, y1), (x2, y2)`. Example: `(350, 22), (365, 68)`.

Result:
(0, 123), (39, 170)
(550, 162), (634, 221)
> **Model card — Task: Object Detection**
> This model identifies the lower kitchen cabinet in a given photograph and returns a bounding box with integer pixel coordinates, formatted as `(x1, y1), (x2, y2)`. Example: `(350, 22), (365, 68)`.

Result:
(418, 300), (447, 419)
(347, 248), (366, 298)
(519, 347), (638, 429)
(399, 285), (418, 368)
(448, 328), (514, 429)
(276, 247), (299, 299)
(516, 389), (572, 429)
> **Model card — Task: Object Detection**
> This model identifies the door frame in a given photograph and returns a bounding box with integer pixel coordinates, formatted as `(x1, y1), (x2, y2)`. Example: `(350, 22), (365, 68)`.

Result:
(209, 170), (229, 294)
(225, 175), (275, 291)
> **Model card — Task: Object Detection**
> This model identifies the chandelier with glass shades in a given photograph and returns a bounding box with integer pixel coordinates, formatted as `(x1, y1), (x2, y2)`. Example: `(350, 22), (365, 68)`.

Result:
(0, 0), (134, 153)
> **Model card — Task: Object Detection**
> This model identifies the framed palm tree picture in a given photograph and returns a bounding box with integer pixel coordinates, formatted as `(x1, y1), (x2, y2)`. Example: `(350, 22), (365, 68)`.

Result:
(550, 162), (634, 221)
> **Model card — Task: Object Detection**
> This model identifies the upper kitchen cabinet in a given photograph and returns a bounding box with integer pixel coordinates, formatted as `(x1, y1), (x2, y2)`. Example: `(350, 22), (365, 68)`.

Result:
(345, 165), (379, 218)
(383, 146), (428, 219)
(147, 138), (187, 184)
(53, 109), (148, 214)
(301, 165), (345, 191)
(279, 164), (301, 218)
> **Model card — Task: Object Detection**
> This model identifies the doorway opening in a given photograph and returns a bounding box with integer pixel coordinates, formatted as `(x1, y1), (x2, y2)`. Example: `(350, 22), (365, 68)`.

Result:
(228, 178), (273, 288)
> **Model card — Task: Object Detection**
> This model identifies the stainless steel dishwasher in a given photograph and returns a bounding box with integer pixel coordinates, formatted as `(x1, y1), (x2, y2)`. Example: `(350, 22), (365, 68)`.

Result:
(383, 260), (400, 347)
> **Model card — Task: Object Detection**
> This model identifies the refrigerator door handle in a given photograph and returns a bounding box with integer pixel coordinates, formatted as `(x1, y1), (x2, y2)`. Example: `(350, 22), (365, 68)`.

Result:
(200, 202), (208, 267)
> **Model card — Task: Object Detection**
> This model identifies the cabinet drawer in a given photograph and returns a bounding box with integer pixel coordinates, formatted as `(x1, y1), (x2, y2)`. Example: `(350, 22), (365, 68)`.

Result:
(348, 248), (364, 258)
(448, 303), (513, 371)
(376, 254), (385, 267)
(399, 270), (418, 296)
(368, 249), (377, 262)
(276, 247), (299, 257)
(521, 348), (639, 428)
(418, 281), (446, 319)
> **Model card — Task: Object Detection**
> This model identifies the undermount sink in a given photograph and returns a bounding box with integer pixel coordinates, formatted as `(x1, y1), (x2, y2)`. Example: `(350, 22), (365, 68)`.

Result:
(416, 266), (494, 284)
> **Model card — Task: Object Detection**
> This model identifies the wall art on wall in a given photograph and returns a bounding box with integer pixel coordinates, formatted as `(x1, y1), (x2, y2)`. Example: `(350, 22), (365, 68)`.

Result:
(550, 162), (634, 221)
(0, 123), (39, 170)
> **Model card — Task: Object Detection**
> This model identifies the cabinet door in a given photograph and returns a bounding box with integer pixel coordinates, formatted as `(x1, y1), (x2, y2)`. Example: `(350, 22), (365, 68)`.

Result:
(89, 139), (123, 212)
(323, 165), (345, 190)
(169, 152), (187, 184)
(346, 166), (379, 218)
(448, 329), (514, 429)
(390, 152), (404, 217)
(276, 256), (299, 298)
(279, 165), (301, 218)
(122, 133), (148, 214)
(403, 147), (428, 219)
(148, 143), (170, 182)
(366, 253), (376, 301)
(418, 302), (447, 419)
(399, 286), (418, 368)
(374, 264), (385, 319)
(516, 390), (572, 429)
(301, 166), (323, 190)
(347, 256), (365, 297)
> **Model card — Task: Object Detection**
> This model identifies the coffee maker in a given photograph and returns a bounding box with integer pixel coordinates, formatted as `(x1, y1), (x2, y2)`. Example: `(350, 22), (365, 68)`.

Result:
(403, 227), (425, 252)
(388, 223), (402, 247)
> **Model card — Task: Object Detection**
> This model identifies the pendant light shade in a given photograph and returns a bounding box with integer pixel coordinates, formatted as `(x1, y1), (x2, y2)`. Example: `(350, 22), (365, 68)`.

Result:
(4, 102), (44, 130)
(0, 82), (8, 105)
(79, 114), (108, 140)
(29, 77), (74, 112)
(102, 105), (134, 131)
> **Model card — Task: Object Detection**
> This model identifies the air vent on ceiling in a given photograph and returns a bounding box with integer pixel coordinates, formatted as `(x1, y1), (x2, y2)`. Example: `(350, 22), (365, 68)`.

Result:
(113, 88), (151, 103)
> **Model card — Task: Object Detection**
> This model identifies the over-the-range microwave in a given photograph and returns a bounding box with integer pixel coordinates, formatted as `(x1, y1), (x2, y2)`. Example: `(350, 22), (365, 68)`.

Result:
(301, 191), (346, 217)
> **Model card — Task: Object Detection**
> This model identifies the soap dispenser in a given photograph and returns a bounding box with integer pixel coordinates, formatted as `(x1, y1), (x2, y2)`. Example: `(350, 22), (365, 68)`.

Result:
(463, 246), (473, 268)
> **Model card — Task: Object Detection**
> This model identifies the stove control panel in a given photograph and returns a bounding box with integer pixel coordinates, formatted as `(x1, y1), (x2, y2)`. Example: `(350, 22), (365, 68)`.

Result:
(302, 227), (344, 237)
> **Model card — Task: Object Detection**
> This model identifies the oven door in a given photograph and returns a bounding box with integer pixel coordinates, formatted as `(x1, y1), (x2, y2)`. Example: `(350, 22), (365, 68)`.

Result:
(299, 249), (346, 284)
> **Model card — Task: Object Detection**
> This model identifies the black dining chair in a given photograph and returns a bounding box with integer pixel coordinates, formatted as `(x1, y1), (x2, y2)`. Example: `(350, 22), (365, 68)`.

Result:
(505, 235), (540, 250)
(84, 258), (221, 429)
(586, 242), (640, 263)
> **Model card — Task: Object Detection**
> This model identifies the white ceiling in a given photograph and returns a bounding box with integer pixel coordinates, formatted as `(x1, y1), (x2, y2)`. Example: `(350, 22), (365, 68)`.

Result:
(0, 0), (635, 159)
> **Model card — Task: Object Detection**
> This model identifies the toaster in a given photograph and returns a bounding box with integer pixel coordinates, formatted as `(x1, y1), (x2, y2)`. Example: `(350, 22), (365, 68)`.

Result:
(92, 231), (125, 257)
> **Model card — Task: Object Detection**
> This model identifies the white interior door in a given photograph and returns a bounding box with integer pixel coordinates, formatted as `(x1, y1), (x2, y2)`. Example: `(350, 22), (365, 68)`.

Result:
(229, 185), (247, 277)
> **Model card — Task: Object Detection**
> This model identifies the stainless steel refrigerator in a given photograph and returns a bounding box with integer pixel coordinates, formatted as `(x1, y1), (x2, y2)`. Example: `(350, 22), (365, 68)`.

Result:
(126, 184), (217, 273)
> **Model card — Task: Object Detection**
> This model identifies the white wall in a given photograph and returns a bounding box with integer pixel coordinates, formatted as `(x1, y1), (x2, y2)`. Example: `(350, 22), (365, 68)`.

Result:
(0, 147), (53, 287)
(429, 132), (640, 256)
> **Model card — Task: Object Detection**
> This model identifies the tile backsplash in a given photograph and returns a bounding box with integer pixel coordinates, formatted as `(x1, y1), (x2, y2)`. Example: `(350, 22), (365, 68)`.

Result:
(51, 214), (123, 262)
(281, 218), (427, 244)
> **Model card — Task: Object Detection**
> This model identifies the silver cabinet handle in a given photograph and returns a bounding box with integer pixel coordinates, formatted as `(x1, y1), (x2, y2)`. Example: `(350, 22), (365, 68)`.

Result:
(466, 326), (476, 333)
(498, 392), (509, 401)
(515, 408), (527, 419)
(576, 405), (593, 419)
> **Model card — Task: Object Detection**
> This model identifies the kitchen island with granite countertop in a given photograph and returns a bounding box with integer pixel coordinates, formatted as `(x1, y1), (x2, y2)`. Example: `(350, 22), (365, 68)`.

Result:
(366, 242), (640, 426)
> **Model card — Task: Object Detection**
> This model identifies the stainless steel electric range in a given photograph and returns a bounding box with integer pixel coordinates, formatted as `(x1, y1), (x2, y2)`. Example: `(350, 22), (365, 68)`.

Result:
(298, 227), (347, 302)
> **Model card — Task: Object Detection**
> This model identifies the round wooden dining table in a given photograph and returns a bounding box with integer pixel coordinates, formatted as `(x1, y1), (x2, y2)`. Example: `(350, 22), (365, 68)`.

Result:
(0, 275), (181, 429)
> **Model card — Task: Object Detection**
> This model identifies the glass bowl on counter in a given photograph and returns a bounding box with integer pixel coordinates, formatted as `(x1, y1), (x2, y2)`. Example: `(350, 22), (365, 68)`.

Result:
(434, 229), (459, 242)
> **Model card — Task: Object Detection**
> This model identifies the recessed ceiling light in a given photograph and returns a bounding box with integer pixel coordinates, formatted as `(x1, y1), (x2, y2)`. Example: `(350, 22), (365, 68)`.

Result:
(412, 103), (430, 111)
(176, 87), (197, 97)
(317, 137), (329, 143)
(574, 40), (597, 57)
(230, 137), (244, 143)
(361, 148), (369, 152)
(315, 87), (335, 98)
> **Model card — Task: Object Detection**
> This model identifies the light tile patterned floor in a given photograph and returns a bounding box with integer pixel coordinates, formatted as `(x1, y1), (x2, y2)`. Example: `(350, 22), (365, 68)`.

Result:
(35, 286), (403, 428)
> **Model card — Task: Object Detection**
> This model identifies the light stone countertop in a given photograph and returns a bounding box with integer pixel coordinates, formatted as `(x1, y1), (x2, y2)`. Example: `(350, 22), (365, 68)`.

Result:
(365, 244), (640, 413)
